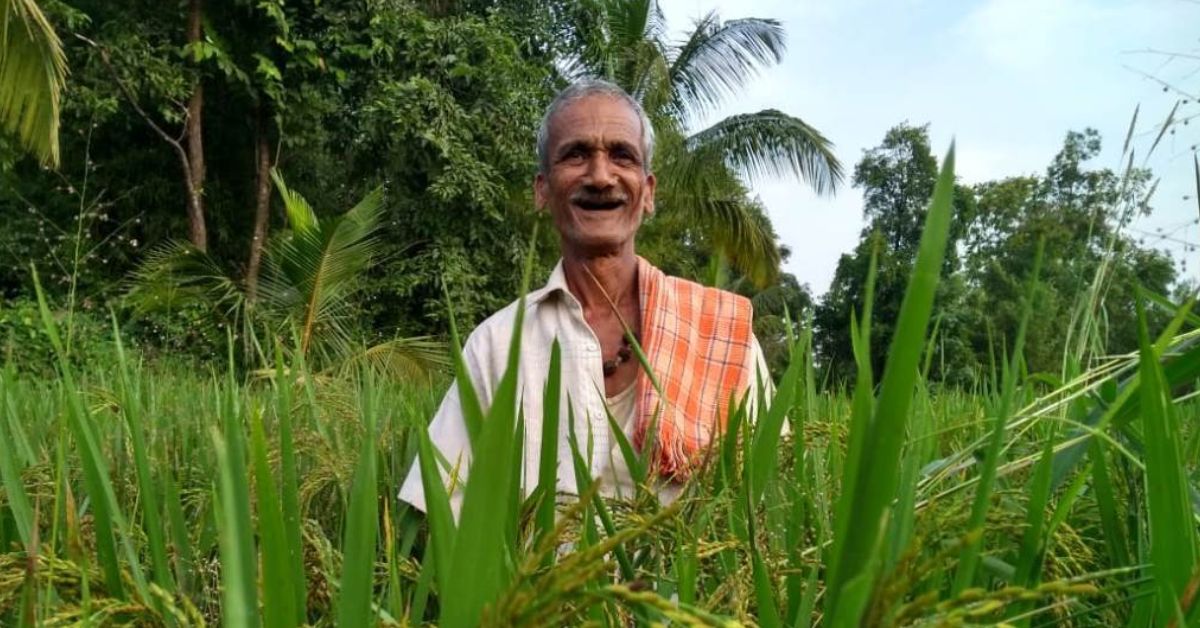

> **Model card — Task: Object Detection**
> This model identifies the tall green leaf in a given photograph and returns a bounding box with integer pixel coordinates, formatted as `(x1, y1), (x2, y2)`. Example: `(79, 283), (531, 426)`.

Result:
(535, 340), (563, 560)
(824, 145), (956, 620)
(1135, 294), (1197, 621)
(111, 312), (174, 594)
(250, 407), (298, 628)
(439, 236), (536, 627)
(337, 382), (380, 628)
(32, 266), (149, 602)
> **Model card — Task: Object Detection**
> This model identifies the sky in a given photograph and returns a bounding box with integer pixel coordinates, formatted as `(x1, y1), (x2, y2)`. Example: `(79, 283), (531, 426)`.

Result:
(655, 0), (1200, 296)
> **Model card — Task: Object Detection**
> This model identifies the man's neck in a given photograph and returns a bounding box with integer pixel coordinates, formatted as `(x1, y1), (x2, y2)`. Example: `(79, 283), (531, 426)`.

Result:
(561, 248), (638, 316)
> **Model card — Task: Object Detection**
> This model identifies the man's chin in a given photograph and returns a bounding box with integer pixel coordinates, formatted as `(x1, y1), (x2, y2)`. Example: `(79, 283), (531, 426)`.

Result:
(561, 231), (637, 257)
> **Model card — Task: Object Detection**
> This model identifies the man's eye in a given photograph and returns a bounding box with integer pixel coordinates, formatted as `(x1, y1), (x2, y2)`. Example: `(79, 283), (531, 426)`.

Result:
(562, 148), (586, 161)
(611, 149), (636, 164)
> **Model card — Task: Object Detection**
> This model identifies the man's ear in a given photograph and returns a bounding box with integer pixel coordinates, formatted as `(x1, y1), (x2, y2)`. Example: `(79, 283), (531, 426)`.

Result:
(534, 172), (547, 210)
(643, 172), (657, 216)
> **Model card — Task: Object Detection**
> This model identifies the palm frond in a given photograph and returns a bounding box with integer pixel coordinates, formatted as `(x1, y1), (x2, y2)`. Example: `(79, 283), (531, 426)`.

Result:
(269, 168), (319, 235)
(604, 0), (664, 52)
(666, 14), (783, 124)
(336, 336), (451, 384)
(0, 0), (66, 167)
(124, 240), (245, 321)
(260, 173), (385, 359)
(566, 0), (669, 98)
(687, 109), (844, 195)
(696, 196), (779, 288)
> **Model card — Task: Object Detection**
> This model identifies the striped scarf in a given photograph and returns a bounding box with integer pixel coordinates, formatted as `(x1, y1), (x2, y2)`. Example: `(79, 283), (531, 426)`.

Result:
(634, 257), (754, 480)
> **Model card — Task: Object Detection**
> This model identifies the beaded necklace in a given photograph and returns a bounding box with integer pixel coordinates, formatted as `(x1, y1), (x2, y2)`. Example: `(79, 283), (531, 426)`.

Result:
(581, 263), (640, 378)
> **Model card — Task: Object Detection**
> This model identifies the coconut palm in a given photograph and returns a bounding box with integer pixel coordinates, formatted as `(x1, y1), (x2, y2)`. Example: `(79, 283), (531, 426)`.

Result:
(1, 0), (67, 167)
(127, 172), (449, 382)
(566, 0), (843, 287)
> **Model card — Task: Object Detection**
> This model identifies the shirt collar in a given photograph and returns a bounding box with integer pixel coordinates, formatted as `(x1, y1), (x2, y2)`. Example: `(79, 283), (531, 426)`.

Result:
(529, 258), (570, 306)
(529, 256), (653, 307)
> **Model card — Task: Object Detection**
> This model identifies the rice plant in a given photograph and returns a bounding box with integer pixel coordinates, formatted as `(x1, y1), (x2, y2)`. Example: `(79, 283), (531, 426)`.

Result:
(3, 146), (1200, 626)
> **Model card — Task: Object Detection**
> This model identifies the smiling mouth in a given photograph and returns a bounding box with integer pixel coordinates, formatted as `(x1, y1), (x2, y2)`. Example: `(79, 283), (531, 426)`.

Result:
(573, 198), (626, 211)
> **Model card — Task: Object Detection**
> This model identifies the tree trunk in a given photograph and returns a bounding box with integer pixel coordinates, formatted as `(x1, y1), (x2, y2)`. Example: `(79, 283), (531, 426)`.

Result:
(246, 107), (272, 304)
(184, 0), (208, 251)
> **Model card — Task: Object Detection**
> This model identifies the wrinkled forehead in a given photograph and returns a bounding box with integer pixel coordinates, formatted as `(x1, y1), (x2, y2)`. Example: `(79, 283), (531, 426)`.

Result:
(546, 94), (645, 150)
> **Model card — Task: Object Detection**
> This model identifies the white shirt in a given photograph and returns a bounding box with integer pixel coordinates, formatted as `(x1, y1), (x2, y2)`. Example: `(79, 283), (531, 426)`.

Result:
(398, 259), (768, 516)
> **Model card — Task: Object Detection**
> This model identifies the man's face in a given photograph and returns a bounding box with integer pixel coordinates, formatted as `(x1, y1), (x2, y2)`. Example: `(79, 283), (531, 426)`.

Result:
(535, 95), (656, 255)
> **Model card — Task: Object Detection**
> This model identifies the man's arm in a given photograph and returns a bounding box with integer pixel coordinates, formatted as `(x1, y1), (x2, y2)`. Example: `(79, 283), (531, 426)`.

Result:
(398, 334), (492, 518)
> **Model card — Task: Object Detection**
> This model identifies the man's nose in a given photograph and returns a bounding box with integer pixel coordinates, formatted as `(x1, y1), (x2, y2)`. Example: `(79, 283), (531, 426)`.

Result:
(583, 153), (616, 188)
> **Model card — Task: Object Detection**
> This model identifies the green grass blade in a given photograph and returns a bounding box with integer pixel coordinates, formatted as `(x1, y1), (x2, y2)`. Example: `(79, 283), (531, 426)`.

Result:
(1134, 293), (1197, 621)
(825, 145), (956, 618)
(507, 410), (526, 554)
(565, 407), (636, 582)
(1089, 439), (1131, 568)
(416, 426), (456, 596)
(31, 265), (149, 601)
(337, 382), (380, 628)
(952, 238), (1043, 593)
(604, 402), (646, 491)
(110, 312), (174, 594)
(273, 343), (307, 623)
(213, 434), (258, 628)
(1012, 424), (1059, 628)
(745, 451), (782, 627)
(0, 375), (33, 549)
(749, 338), (804, 506)
(443, 279), (485, 445)
(825, 258), (877, 596)
(163, 467), (195, 596)
(440, 234), (536, 627)
(535, 340), (563, 559)
(250, 407), (299, 628)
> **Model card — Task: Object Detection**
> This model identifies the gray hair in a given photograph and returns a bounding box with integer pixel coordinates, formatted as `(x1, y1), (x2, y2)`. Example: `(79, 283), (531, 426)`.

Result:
(535, 78), (656, 175)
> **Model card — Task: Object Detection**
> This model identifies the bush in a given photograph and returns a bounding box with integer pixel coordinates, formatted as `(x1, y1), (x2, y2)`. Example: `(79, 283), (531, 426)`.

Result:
(0, 297), (113, 376)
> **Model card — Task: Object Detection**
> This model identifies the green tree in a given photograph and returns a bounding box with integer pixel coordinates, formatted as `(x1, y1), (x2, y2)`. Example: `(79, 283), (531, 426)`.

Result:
(815, 123), (975, 383)
(960, 129), (1174, 373)
(0, 1), (565, 345)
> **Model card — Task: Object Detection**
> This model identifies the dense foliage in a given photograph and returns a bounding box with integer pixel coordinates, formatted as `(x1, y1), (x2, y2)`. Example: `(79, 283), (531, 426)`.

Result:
(3, 0), (1180, 388)
(4, 1), (1200, 626)
(816, 124), (1176, 384)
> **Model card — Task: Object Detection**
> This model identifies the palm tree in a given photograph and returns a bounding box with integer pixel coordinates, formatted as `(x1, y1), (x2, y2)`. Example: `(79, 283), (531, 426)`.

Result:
(127, 172), (449, 382)
(566, 0), (843, 287)
(0, 0), (67, 167)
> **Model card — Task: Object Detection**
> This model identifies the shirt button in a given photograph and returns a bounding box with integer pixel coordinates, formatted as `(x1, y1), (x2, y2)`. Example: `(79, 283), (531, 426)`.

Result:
(586, 343), (598, 352)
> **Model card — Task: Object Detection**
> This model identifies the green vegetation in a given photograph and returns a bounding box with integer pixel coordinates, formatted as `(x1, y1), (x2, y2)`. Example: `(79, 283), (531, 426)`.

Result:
(4, 0), (1200, 626)
(4, 143), (1200, 625)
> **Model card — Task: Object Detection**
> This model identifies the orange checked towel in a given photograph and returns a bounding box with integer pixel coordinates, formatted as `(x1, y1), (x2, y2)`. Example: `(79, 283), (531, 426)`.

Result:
(633, 257), (754, 479)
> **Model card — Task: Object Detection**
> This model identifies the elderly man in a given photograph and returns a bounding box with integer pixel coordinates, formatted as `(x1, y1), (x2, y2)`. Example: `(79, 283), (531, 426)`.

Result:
(399, 79), (767, 514)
